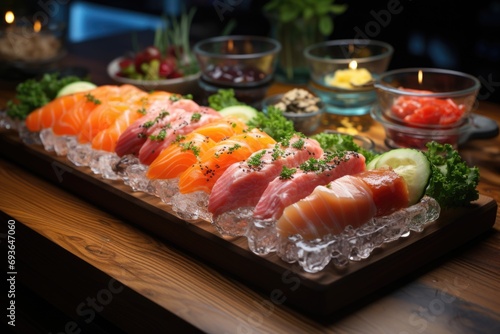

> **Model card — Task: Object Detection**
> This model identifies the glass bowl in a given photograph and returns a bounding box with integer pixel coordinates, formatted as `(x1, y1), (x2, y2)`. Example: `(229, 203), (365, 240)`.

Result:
(0, 21), (66, 76)
(262, 90), (324, 135)
(304, 39), (393, 116)
(194, 35), (281, 87)
(371, 105), (472, 149)
(374, 68), (481, 129)
(107, 57), (201, 96)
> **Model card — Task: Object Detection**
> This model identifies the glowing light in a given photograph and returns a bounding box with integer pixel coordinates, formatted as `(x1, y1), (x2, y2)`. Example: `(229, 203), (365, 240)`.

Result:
(5, 11), (14, 24)
(33, 20), (41, 33)
(348, 60), (358, 70)
(418, 70), (423, 84)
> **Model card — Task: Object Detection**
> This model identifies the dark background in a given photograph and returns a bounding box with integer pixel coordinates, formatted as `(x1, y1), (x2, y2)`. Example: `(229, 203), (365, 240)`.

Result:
(4, 0), (500, 102)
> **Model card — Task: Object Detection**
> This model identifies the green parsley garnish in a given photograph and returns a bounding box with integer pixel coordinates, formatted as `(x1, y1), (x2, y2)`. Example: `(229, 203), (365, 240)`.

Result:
(179, 141), (201, 157)
(191, 113), (201, 122)
(149, 128), (167, 141)
(247, 150), (267, 167)
(423, 142), (480, 208)
(85, 93), (101, 105)
(208, 89), (244, 111)
(279, 166), (296, 180)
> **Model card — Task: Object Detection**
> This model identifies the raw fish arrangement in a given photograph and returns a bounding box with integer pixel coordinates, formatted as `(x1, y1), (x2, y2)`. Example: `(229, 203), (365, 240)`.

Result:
(2, 77), (480, 273)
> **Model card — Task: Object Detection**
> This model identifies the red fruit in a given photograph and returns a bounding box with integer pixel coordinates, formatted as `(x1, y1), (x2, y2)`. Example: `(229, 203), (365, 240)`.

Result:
(118, 58), (133, 69)
(159, 57), (176, 78)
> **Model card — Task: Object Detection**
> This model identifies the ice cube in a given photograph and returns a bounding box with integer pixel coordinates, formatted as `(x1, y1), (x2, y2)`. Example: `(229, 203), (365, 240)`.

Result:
(40, 128), (55, 152)
(154, 178), (179, 205)
(54, 135), (77, 156)
(212, 207), (253, 237)
(246, 218), (279, 255)
(171, 191), (210, 221)
(67, 144), (93, 167)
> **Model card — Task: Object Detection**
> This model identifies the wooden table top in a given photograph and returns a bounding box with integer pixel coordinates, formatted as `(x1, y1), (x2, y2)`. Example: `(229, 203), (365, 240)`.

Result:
(1, 33), (499, 333)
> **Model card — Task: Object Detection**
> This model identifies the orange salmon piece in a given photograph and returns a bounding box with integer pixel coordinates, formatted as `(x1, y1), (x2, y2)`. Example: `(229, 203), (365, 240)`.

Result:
(178, 129), (276, 194)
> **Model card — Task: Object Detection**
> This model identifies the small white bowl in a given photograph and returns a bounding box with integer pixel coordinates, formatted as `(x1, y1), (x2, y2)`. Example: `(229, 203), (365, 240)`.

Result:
(107, 57), (201, 96)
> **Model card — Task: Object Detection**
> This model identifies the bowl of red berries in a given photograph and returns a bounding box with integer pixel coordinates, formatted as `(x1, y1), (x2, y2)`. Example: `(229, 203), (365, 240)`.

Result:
(107, 9), (201, 96)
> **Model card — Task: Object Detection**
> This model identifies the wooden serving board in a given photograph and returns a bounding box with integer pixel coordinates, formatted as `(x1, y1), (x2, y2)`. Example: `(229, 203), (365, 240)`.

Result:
(1, 130), (497, 316)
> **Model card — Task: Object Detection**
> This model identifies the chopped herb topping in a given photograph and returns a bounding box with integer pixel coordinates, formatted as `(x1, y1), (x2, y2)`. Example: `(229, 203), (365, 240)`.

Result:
(271, 146), (284, 161)
(228, 143), (241, 153)
(137, 107), (147, 115)
(85, 93), (101, 105)
(179, 141), (201, 156)
(279, 166), (296, 180)
(191, 113), (202, 122)
(142, 120), (155, 129)
(291, 138), (305, 150)
(173, 135), (186, 143)
(247, 150), (267, 167)
(149, 128), (167, 141)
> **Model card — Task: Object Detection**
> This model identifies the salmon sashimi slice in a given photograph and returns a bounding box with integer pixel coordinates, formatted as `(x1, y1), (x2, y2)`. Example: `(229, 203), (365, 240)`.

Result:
(193, 116), (248, 142)
(114, 96), (191, 157)
(77, 89), (148, 144)
(90, 92), (168, 152)
(178, 129), (277, 194)
(253, 152), (366, 221)
(208, 135), (324, 218)
(25, 92), (86, 132)
(146, 117), (246, 179)
(147, 132), (217, 180)
(52, 85), (122, 136)
(137, 103), (222, 165)
(77, 101), (131, 144)
(277, 169), (409, 240)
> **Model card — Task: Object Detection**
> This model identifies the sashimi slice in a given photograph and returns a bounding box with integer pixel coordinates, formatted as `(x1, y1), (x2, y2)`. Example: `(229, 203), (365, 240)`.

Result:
(90, 92), (164, 152)
(52, 85), (122, 136)
(147, 132), (217, 179)
(114, 93), (175, 157)
(277, 169), (409, 240)
(193, 116), (248, 142)
(137, 104), (222, 165)
(208, 135), (324, 218)
(253, 152), (366, 221)
(178, 129), (276, 194)
(77, 89), (148, 144)
(77, 101), (130, 143)
(146, 117), (247, 179)
(25, 92), (85, 132)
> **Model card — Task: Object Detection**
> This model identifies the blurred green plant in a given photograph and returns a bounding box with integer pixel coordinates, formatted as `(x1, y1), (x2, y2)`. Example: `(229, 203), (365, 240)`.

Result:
(264, 0), (347, 37)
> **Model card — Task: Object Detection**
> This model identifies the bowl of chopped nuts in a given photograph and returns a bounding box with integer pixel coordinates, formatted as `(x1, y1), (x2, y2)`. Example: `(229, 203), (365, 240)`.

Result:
(262, 88), (324, 135)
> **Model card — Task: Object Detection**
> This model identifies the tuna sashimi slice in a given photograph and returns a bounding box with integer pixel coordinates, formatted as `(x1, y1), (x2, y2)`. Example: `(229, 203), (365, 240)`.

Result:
(253, 151), (366, 221)
(277, 169), (409, 240)
(114, 94), (175, 157)
(138, 105), (222, 165)
(208, 135), (323, 218)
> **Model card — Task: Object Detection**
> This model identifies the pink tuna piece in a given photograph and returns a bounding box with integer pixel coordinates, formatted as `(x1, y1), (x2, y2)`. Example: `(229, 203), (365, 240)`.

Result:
(253, 151), (366, 221)
(207, 135), (323, 218)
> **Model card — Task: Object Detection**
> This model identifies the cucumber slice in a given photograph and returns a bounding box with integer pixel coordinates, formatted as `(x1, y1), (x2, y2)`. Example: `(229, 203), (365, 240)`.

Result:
(57, 81), (97, 97)
(218, 105), (258, 123)
(366, 154), (381, 170)
(374, 148), (431, 205)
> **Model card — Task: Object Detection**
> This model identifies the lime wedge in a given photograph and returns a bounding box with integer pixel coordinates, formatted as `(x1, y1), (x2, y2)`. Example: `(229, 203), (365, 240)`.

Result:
(57, 81), (97, 97)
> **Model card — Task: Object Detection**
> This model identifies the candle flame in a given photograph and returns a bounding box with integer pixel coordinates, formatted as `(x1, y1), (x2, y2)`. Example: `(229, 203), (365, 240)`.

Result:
(5, 11), (14, 24)
(418, 70), (423, 84)
(227, 39), (233, 52)
(349, 60), (358, 70)
(33, 20), (41, 33)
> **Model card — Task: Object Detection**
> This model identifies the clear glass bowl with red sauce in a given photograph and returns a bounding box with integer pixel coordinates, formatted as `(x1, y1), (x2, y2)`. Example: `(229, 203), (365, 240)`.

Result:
(373, 68), (480, 149)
